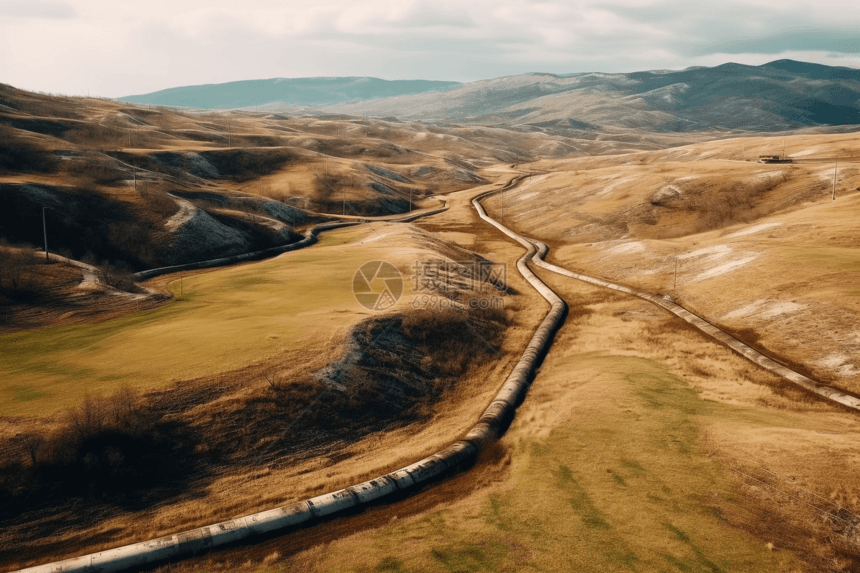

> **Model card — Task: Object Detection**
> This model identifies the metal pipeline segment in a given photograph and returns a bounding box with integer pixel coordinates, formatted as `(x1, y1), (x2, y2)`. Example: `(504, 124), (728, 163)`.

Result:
(525, 236), (860, 412)
(11, 186), (564, 573)
(132, 202), (450, 282)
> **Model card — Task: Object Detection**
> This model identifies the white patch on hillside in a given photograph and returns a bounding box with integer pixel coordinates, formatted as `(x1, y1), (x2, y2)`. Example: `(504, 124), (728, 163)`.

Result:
(692, 255), (758, 282)
(514, 190), (540, 202)
(817, 353), (860, 378)
(678, 244), (732, 260)
(725, 222), (782, 239)
(759, 301), (806, 318)
(722, 299), (806, 320)
(604, 241), (645, 255)
(595, 175), (636, 197)
(722, 299), (766, 320)
(165, 195), (198, 232)
(791, 149), (819, 157)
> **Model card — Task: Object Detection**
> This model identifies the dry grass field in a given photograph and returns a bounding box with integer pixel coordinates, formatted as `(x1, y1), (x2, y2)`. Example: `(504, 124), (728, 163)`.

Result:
(149, 243), (860, 573)
(484, 132), (860, 394)
(2, 83), (860, 573)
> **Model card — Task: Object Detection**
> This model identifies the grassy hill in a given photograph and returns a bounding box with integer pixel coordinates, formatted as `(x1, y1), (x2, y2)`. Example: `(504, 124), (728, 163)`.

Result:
(319, 60), (860, 132)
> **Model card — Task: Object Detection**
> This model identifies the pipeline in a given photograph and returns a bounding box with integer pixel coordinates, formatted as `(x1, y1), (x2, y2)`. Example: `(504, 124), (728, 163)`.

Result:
(132, 202), (450, 282)
(12, 180), (566, 573)
(523, 237), (860, 412)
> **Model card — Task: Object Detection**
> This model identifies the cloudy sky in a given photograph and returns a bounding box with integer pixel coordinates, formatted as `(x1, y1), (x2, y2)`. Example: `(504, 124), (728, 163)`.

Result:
(1, 0), (859, 97)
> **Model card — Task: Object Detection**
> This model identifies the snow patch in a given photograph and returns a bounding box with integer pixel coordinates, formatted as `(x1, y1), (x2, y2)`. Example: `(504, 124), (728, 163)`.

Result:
(678, 244), (732, 260)
(817, 354), (860, 378)
(693, 255), (758, 282)
(722, 299), (806, 320)
(515, 191), (540, 202)
(759, 301), (806, 318)
(596, 175), (635, 197)
(725, 222), (782, 239)
(723, 300), (767, 320)
(604, 241), (645, 255)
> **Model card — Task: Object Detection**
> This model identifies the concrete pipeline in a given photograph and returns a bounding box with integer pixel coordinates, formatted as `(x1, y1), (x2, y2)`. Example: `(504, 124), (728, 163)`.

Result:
(523, 236), (860, 412)
(132, 201), (450, 282)
(12, 182), (565, 573)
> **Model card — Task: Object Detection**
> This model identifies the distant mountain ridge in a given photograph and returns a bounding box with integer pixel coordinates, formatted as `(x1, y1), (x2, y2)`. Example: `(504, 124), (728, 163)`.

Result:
(316, 59), (860, 132)
(120, 77), (462, 109)
(121, 60), (860, 132)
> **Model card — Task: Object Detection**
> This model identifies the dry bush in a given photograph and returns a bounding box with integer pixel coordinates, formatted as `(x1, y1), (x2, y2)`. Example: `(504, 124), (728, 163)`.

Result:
(140, 191), (180, 218)
(0, 387), (198, 509)
(0, 243), (38, 292)
(0, 124), (58, 173)
(684, 175), (787, 233)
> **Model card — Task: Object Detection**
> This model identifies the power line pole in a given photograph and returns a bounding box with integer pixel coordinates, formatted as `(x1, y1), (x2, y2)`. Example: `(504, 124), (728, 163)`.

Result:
(674, 257), (678, 291)
(42, 207), (49, 261)
(833, 157), (838, 200)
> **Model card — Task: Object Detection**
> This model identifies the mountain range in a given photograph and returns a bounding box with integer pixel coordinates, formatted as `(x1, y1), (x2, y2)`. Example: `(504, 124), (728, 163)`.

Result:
(120, 77), (460, 109)
(121, 60), (860, 132)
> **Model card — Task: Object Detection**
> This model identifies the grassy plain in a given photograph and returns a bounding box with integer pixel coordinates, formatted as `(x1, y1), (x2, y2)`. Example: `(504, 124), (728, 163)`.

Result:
(166, 260), (860, 573)
(0, 224), (442, 416)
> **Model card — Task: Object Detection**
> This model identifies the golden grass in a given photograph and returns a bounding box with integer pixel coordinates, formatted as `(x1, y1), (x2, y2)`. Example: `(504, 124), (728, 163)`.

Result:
(0, 224), (457, 416)
(164, 271), (860, 572)
(1, 188), (553, 570)
(485, 133), (860, 392)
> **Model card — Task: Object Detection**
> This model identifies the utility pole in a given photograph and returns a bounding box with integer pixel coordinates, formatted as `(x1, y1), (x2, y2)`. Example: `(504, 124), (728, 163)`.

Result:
(674, 257), (678, 291)
(833, 157), (838, 200)
(42, 207), (49, 261)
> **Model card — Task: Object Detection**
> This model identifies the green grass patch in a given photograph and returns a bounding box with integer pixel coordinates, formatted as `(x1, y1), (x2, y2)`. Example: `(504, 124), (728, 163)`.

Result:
(782, 246), (860, 271)
(306, 354), (801, 572)
(0, 226), (414, 415)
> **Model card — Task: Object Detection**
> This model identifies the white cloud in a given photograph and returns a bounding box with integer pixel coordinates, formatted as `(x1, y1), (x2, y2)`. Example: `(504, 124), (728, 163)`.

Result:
(0, 0), (77, 19)
(0, 0), (858, 97)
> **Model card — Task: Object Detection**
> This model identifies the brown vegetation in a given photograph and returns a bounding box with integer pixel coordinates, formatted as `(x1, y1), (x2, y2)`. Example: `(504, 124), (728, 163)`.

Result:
(0, 300), (512, 568)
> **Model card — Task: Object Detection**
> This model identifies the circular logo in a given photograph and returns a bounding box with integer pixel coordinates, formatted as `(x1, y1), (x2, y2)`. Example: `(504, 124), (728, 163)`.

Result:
(353, 261), (403, 311)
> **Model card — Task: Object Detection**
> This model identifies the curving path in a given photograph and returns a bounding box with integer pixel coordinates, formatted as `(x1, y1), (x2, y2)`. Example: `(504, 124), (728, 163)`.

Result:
(526, 241), (860, 411)
(133, 200), (451, 282)
(487, 174), (860, 412)
(13, 177), (566, 573)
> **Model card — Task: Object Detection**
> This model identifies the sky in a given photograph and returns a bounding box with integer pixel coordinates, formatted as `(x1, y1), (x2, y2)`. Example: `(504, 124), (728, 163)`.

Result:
(1, 0), (859, 98)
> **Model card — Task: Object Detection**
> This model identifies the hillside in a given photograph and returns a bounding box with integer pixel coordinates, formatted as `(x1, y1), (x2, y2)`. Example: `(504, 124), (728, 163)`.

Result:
(483, 132), (860, 393)
(318, 60), (860, 132)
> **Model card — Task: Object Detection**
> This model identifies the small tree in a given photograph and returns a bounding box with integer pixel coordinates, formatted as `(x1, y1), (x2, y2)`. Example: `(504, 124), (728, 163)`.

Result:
(99, 260), (134, 291)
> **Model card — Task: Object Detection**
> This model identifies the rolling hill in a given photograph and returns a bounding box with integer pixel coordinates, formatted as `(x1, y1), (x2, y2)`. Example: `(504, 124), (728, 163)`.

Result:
(317, 60), (860, 132)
